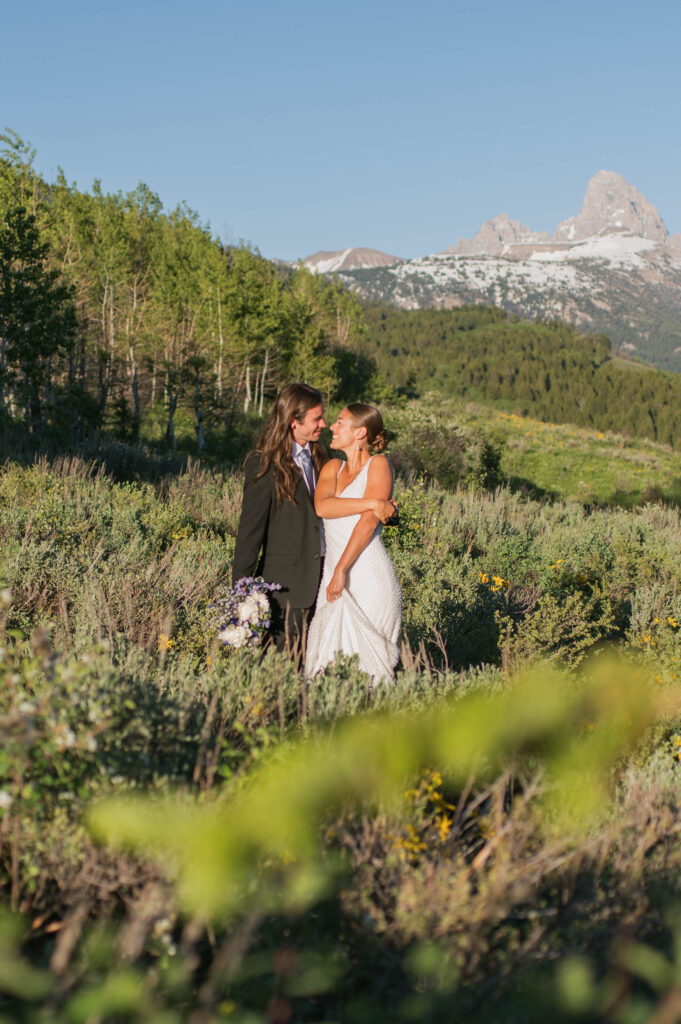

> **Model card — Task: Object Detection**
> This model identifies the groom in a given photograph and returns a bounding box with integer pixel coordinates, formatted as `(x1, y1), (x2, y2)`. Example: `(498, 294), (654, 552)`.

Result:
(232, 382), (327, 655)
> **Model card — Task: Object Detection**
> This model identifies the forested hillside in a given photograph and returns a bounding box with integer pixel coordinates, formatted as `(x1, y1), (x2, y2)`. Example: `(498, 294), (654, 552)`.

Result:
(0, 132), (383, 452)
(364, 304), (681, 448)
(6, 129), (681, 461)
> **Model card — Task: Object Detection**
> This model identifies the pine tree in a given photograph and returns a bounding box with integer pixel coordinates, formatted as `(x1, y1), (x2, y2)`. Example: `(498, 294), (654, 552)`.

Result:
(0, 204), (75, 429)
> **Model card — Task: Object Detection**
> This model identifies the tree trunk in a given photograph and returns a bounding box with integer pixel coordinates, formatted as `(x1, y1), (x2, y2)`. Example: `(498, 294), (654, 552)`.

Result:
(194, 366), (205, 453)
(259, 347), (269, 417)
(68, 346), (75, 392)
(99, 279), (110, 416)
(165, 371), (178, 449)
(216, 286), (224, 400)
(98, 358), (109, 418)
(130, 347), (140, 440)
(0, 333), (6, 413)
(243, 362), (251, 414)
(253, 369), (260, 415)
(25, 370), (41, 433)
(43, 356), (52, 415)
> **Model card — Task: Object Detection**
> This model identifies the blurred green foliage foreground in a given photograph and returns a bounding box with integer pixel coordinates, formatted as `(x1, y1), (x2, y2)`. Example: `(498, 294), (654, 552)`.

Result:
(90, 657), (656, 920)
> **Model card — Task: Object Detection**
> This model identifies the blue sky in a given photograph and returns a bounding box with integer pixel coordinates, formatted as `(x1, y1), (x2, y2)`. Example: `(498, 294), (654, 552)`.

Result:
(3, 0), (680, 259)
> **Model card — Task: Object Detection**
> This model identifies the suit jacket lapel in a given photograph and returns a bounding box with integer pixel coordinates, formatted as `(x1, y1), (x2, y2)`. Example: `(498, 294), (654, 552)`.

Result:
(292, 453), (316, 510)
(297, 473), (315, 510)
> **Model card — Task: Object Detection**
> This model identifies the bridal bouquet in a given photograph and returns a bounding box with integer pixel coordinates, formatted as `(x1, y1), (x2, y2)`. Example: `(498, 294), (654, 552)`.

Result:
(209, 576), (281, 650)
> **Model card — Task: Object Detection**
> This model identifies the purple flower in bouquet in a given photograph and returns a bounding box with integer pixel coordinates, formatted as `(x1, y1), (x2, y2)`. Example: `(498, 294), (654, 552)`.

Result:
(209, 576), (282, 649)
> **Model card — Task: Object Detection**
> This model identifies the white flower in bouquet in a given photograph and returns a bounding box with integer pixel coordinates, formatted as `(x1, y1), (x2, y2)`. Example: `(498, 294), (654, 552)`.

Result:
(218, 623), (250, 648)
(237, 596), (261, 624)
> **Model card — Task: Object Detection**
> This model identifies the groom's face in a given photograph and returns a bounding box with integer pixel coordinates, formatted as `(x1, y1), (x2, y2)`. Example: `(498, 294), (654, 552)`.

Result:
(291, 403), (326, 446)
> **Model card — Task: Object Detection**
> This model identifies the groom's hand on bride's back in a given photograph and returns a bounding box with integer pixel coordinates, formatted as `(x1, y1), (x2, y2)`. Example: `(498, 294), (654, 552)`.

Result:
(383, 503), (399, 527)
(373, 498), (398, 523)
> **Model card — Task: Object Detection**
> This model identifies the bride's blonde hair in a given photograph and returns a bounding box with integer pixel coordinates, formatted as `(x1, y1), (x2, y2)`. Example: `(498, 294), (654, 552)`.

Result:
(346, 403), (388, 453)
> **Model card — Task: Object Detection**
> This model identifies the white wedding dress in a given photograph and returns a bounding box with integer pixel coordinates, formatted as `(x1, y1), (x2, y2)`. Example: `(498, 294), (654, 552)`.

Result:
(305, 458), (402, 683)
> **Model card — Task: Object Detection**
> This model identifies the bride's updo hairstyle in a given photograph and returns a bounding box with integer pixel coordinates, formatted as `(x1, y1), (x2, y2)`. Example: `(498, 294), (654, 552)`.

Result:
(347, 403), (388, 454)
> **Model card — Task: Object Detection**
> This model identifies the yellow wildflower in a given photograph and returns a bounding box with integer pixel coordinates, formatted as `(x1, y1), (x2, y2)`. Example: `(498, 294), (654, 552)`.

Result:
(437, 814), (452, 843)
(479, 572), (489, 584)
(158, 634), (174, 652)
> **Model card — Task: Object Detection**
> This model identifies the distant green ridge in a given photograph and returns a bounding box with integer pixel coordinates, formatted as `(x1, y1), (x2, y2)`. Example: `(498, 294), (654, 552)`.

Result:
(364, 305), (681, 448)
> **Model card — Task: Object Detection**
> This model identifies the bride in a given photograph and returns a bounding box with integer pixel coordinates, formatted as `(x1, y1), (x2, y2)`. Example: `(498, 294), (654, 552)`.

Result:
(305, 404), (402, 683)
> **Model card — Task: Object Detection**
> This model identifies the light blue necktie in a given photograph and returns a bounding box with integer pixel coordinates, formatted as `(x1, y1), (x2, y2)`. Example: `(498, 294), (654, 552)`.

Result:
(299, 447), (315, 494)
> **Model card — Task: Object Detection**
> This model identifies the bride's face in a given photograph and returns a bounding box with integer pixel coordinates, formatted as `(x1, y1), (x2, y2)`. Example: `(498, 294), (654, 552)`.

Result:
(330, 409), (360, 450)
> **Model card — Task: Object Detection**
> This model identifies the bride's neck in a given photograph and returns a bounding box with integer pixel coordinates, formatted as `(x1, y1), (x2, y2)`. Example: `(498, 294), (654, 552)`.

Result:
(342, 447), (369, 474)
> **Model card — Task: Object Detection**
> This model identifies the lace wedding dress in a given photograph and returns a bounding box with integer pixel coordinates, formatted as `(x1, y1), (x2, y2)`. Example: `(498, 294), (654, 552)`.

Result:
(305, 459), (402, 683)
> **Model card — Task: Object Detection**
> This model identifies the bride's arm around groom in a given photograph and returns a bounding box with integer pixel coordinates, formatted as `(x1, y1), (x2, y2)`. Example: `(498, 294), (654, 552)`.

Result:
(315, 454), (395, 603)
(305, 403), (402, 684)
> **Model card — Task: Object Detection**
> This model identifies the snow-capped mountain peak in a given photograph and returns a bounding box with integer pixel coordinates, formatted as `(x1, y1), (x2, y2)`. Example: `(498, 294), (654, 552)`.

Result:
(323, 172), (681, 371)
(553, 170), (668, 244)
(301, 247), (403, 273)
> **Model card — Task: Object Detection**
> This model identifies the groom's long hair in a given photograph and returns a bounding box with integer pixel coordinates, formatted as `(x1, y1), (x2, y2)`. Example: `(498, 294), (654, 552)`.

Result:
(253, 382), (328, 505)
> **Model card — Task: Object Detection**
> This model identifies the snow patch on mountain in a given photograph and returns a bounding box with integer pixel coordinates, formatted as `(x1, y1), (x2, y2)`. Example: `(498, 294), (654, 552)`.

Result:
(301, 247), (403, 273)
(530, 234), (658, 269)
(388, 251), (596, 307)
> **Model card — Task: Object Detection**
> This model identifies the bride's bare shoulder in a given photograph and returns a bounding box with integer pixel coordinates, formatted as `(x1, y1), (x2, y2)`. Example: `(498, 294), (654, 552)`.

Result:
(368, 454), (391, 475)
(319, 458), (343, 477)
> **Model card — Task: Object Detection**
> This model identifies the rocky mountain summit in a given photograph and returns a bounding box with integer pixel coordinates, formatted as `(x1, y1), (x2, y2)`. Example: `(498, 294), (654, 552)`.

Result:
(448, 171), (669, 256)
(328, 172), (681, 372)
(445, 214), (550, 257)
(553, 170), (668, 244)
(301, 247), (402, 273)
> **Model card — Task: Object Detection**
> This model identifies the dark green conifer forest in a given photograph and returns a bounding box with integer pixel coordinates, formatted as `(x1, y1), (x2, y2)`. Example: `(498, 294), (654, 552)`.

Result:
(363, 304), (681, 448)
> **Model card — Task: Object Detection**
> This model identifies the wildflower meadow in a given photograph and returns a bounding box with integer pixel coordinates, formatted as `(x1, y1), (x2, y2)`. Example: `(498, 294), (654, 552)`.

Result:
(3, 397), (681, 1022)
